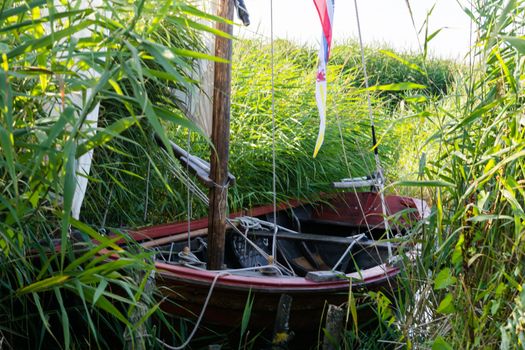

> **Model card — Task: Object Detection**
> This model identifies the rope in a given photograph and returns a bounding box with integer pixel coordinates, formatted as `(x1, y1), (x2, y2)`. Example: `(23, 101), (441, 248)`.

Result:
(156, 271), (229, 350)
(182, 263), (286, 277)
(352, 0), (392, 258)
(238, 216), (296, 234)
(143, 159), (150, 222)
(269, 0), (279, 263)
(178, 249), (203, 265)
(231, 217), (295, 276)
(331, 233), (366, 271)
(186, 131), (192, 249)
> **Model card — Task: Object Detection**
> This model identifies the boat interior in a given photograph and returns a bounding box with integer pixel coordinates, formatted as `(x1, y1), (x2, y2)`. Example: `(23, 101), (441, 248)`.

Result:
(261, 203), (390, 240)
(149, 202), (398, 278)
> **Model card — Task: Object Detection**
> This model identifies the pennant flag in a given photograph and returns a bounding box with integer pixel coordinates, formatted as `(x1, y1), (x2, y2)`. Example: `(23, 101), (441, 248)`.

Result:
(313, 0), (334, 157)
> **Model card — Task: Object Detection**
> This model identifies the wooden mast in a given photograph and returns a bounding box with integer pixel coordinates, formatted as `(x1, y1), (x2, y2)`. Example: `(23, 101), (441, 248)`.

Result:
(207, 0), (234, 270)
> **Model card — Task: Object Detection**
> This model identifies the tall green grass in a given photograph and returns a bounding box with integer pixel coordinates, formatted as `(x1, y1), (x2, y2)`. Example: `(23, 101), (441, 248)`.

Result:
(330, 41), (456, 106)
(82, 38), (386, 226)
(227, 39), (385, 211)
(371, 1), (525, 349)
(157, 39), (456, 221)
(0, 0), (212, 347)
(81, 36), (457, 228)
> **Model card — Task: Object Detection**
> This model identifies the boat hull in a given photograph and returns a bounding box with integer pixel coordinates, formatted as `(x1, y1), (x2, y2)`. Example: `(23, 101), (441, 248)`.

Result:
(127, 192), (424, 332)
(155, 262), (400, 331)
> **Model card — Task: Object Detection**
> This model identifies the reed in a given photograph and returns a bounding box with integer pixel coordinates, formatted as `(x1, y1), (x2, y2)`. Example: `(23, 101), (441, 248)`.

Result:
(0, 0), (211, 347)
(80, 36), (456, 229)
(376, 1), (525, 349)
(165, 39), (446, 218)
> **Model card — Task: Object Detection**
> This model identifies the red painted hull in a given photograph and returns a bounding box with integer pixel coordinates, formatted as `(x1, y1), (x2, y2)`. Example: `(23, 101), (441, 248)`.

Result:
(127, 192), (425, 331)
(155, 262), (400, 330)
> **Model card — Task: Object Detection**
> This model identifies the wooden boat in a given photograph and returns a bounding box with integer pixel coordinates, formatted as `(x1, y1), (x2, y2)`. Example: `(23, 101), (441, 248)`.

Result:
(124, 191), (426, 332)
(114, 0), (428, 342)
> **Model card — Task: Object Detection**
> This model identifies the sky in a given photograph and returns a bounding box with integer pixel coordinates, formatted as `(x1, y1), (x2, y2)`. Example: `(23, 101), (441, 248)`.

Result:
(234, 0), (472, 60)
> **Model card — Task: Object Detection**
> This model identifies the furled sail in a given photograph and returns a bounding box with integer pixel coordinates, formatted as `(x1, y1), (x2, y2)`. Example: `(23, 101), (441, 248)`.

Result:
(43, 0), (105, 220)
(174, 0), (216, 137)
(178, 0), (249, 136)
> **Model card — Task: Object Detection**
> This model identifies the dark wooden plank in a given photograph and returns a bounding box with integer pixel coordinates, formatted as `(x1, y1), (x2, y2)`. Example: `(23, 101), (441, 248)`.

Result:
(322, 304), (345, 350)
(272, 294), (293, 348)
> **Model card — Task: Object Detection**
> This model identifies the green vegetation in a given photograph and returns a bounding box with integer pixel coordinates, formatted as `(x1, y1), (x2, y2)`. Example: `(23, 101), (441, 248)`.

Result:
(0, 0), (212, 347)
(331, 41), (456, 105)
(227, 38), (457, 210)
(2, 0), (524, 348)
(229, 39), (386, 211)
(364, 2), (525, 349)
(88, 37), (455, 228)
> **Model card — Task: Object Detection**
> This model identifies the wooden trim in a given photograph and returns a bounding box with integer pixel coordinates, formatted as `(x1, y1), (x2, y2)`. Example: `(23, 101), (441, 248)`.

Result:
(141, 228), (209, 248)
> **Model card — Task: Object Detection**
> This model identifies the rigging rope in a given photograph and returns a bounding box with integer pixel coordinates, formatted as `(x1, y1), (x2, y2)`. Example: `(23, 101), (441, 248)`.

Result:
(159, 147), (295, 275)
(269, 0), (279, 263)
(143, 159), (151, 221)
(352, 0), (392, 258)
(186, 131), (192, 249)
(156, 271), (229, 350)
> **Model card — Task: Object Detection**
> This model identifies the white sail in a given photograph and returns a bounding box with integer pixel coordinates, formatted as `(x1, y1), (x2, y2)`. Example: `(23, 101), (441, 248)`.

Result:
(71, 0), (106, 220)
(175, 0), (216, 136)
(71, 91), (100, 220)
(43, 0), (105, 220)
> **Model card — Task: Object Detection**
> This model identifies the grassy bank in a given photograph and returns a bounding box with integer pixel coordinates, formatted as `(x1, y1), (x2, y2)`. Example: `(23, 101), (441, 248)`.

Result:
(84, 38), (456, 227)
(0, 0), (477, 345)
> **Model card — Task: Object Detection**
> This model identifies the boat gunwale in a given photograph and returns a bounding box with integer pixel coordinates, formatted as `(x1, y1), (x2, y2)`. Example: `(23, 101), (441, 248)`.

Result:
(127, 192), (424, 243)
(154, 261), (401, 293)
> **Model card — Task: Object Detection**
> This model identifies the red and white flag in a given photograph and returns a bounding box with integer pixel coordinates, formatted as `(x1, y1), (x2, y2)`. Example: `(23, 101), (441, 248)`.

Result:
(313, 0), (334, 157)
